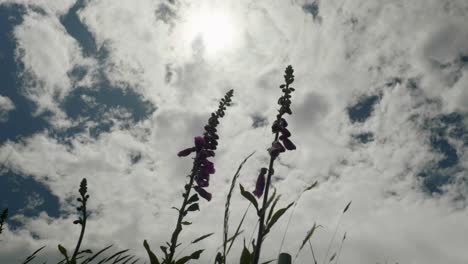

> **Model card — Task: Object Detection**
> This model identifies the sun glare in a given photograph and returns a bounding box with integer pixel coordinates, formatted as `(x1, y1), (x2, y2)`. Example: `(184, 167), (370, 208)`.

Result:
(182, 6), (240, 57)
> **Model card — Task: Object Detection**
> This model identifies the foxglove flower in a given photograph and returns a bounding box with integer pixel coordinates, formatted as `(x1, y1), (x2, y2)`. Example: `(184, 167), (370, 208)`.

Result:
(178, 147), (195, 157)
(253, 168), (268, 198)
(279, 135), (296, 150)
(175, 89), (234, 201)
(194, 186), (212, 201)
(268, 140), (286, 159)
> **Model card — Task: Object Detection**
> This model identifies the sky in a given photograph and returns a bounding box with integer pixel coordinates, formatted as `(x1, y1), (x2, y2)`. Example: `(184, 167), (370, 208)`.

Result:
(0, 0), (467, 263)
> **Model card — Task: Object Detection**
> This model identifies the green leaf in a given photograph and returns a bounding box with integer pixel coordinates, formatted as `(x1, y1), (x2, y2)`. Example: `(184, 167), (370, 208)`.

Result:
(191, 233), (214, 244)
(264, 187), (277, 210)
(264, 202), (294, 236)
(143, 240), (160, 264)
(261, 259), (276, 264)
(22, 246), (46, 264)
(186, 203), (200, 212)
(329, 253), (336, 262)
(266, 194), (282, 225)
(214, 252), (224, 264)
(298, 223), (322, 254)
(304, 181), (318, 192)
(181, 221), (192, 225)
(187, 194), (199, 204)
(175, 249), (204, 264)
(239, 245), (251, 264)
(239, 184), (259, 214)
(58, 244), (68, 258)
(81, 245), (113, 264)
(343, 201), (352, 213)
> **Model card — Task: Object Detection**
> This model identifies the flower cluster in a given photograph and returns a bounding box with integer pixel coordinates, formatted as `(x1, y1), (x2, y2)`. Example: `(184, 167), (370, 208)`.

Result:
(268, 65), (296, 159)
(255, 65), (296, 198)
(177, 89), (234, 201)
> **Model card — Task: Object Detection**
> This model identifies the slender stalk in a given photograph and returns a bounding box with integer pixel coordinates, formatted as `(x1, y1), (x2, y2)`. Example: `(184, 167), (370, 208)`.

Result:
(72, 202), (87, 261)
(252, 65), (295, 264)
(322, 214), (342, 264)
(308, 240), (318, 264)
(252, 132), (279, 264)
(166, 163), (199, 263)
(72, 178), (89, 263)
(223, 152), (255, 264)
(334, 233), (346, 264)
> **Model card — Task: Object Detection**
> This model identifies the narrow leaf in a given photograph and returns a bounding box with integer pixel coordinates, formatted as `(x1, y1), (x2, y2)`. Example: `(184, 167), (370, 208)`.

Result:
(82, 245), (113, 264)
(239, 246), (251, 264)
(298, 223), (322, 254)
(187, 194), (199, 204)
(266, 194), (282, 225)
(343, 201), (352, 213)
(191, 232), (214, 244)
(22, 246), (46, 264)
(239, 184), (258, 214)
(143, 240), (160, 264)
(329, 253), (336, 262)
(186, 203), (200, 212)
(175, 249), (204, 264)
(264, 202), (294, 236)
(304, 181), (318, 192)
(58, 244), (68, 258)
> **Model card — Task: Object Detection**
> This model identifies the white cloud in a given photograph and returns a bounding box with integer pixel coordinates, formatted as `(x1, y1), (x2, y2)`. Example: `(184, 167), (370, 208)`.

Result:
(0, 95), (15, 122)
(1, 0), (468, 263)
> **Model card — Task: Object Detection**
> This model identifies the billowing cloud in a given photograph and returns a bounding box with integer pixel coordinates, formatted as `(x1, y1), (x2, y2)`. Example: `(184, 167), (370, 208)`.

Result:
(0, 95), (15, 122)
(0, 0), (467, 263)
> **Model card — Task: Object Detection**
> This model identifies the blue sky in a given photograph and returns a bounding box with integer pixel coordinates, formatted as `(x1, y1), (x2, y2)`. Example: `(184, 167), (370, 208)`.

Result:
(0, 0), (468, 263)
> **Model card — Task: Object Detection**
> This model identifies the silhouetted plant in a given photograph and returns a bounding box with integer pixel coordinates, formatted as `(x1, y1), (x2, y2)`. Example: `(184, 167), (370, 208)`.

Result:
(236, 65), (297, 264)
(2, 65), (357, 264)
(144, 89), (234, 264)
(57, 178), (90, 264)
(0, 208), (7, 235)
(213, 152), (255, 264)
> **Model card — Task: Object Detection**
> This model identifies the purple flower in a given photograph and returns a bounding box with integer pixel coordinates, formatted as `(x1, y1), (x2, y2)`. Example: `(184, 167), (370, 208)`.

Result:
(178, 147), (195, 157)
(194, 186), (212, 201)
(268, 140), (286, 158)
(279, 118), (288, 128)
(280, 127), (291, 138)
(196, 178), (209, 187)
(279, 135), (296, 150)
(194, 136), (205, 151)
(200, 160), (215, 174)
(253, 168), (268, 198)
(199, 149), (215, 159)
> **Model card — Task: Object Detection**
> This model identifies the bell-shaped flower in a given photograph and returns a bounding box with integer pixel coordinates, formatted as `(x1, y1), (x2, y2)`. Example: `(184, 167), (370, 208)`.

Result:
(194, 136), (205, 151)
(178, 147), (195, 157)
(268, 140), (286, 158)
(279, 135), (296, 150)
(194, 186), (212, 201)
(253, 168), (268, 198)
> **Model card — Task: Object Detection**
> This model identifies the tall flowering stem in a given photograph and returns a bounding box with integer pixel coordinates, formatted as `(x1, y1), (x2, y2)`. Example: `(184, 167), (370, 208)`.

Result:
(165, 89), (234, 263)
(71, 178), (89, 262)
(0, 208), (8, 235)
(252, 66), (296, 264)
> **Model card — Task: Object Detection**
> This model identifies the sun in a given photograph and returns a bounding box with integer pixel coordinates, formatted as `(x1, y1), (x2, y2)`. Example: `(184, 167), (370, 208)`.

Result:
(181, 5), (241, 58)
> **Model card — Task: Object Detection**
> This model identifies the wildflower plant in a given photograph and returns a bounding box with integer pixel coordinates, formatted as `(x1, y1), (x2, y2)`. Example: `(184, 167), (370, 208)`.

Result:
(144, 89), (234, 264)
(0, 208), (8, 235)
(236, 65), (297, 264)
(2, 65), (355, 264)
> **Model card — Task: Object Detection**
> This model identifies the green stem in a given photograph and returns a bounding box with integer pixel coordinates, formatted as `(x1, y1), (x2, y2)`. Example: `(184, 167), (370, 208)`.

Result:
(166, 161), (199, 263)
(252, 132), (279, 264)
(72, 197), (87, 262)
